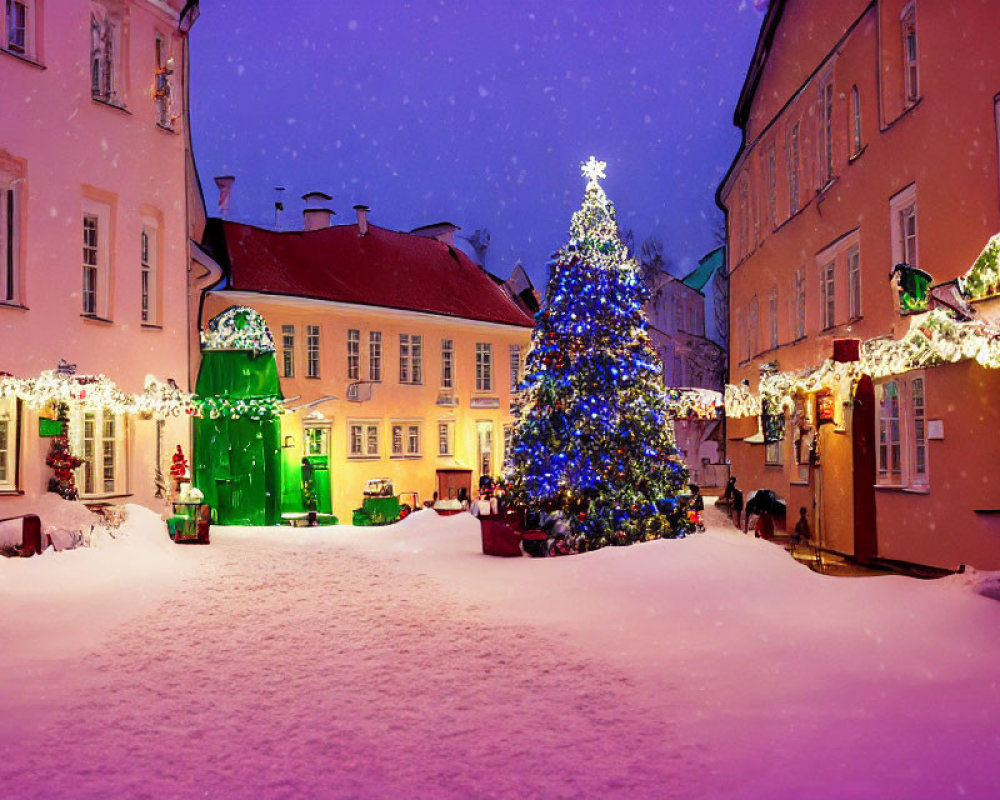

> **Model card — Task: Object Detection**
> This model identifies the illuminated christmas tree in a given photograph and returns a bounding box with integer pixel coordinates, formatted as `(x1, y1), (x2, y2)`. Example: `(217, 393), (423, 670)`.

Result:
(508, 158), (690, 550)
(45, 404), (84, 501)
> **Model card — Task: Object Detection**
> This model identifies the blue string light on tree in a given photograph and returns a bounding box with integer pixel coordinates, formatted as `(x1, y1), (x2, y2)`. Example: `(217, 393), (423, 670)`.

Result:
(507, 157), (691, 551)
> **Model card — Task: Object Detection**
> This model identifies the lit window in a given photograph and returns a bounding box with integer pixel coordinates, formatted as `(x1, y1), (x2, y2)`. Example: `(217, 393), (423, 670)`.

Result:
(847, 247), (861, 320)
(440, 339), (454, 389)
(475, 343), (493, 392)
(281, 325), (295, 377)
(347, 329), (360, 379)
(306, 325), (320, 378)
(369, 331), (382, 381)
(901, 5), (919, 105)
(399, 334), (422, 385)
(153, 34), (175, 128)
(76, 409), (126, 497)
(305, 425), (328, 457)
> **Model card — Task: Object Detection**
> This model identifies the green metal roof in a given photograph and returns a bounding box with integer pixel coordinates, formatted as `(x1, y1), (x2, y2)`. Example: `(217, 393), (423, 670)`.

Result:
(681, 246), (725, 292)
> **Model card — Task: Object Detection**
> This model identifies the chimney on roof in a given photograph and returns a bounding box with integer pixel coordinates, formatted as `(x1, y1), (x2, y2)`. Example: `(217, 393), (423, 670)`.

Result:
(214, 175), (235, 218)
(410, 221), (459, 247)
(354, 204), (370, 236)
(302, 191), (335, 231)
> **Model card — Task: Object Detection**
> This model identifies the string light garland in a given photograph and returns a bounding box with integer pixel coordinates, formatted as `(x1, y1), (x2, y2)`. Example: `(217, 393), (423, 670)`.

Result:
(664, 387), (723, 420)
(200, 305), (276, 354)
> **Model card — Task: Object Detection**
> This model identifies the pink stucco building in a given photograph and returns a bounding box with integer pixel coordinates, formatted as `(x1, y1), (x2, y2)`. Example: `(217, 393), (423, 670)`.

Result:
(1, 0), (201, 515)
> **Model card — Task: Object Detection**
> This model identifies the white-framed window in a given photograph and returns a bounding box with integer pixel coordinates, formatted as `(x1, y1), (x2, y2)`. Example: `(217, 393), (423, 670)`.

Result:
(890, 183), (918, 268)
(75, 409), (127, 497)
(901, 4), (919, 105)
(399, 334), (423, 384)
(788, 122), (800, 214)
(820, 261), (835, 330)
(768, 286), (778, 350)
(0, 395), (18, 491)
(305, 424), (329, 457)
(475, 343), (493, 392)
(818, 75), (834, 185)
(4, 0), (35, 59)
(91, 5), (123, 106)
(748, 295), (759, 357)
(306, 325), (320, 378)
(281, 325), (294, 377)
(347, 328), (360, 380)
(847, 246), (861, 320)
(794, 267), (806, 339)
(81, 198), (111, 318)
(348, 420), (379, 458)
(509, 344), (522, 392)
(851, 85), (863, 156)
(369, 331), (382, 382)
(140, 218), (158, 324)
(0, 163), (21, 305)
(440, 338), (454, 389)
(389, 422), (420, 457)
(476, 420), (493, 478)
(437, 420), (454, 456)
(876, 373), (928, 489)
(503, 424), (513, 470)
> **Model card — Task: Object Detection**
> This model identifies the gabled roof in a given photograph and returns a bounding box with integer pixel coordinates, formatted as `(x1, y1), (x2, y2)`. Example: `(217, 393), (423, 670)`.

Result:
(203, 219), (535, 328)
(682, 246), (725, 292)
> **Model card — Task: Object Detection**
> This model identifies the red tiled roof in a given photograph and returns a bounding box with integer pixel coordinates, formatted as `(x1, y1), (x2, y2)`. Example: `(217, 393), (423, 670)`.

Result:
(209, 220), (535, 328)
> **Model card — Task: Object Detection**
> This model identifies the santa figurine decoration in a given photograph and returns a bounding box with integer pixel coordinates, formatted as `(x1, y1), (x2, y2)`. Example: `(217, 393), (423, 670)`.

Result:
(170, 445), (189, 491)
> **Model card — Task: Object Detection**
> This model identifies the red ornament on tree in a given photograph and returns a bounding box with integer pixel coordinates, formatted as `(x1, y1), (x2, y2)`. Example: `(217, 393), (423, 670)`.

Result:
(170, 444), (189, 490)
(45, 404), (84, 501)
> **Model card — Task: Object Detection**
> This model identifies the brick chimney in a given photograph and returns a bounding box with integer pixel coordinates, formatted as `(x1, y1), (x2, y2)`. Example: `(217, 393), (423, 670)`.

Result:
(354, 204), (370, 236)
(410, 221), (459, 246)
(302, 191), (335, 230)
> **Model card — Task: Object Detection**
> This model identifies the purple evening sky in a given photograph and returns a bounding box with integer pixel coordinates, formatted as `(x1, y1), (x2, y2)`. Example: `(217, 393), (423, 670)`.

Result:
(190, 1), (765, 287)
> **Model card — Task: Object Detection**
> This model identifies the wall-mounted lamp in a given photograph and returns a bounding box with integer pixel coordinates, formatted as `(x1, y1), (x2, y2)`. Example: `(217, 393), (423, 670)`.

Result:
(282, 435), (296, 449)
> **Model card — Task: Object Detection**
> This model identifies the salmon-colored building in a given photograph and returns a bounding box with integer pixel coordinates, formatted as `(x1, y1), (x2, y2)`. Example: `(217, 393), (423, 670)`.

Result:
(199, 202), (534, 522)
(718, 0), (1000, 570)
(0, 0), (201, 515)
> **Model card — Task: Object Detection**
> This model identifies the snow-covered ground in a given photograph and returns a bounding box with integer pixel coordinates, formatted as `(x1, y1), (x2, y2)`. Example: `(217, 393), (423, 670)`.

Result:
(2, 502), (999, 799)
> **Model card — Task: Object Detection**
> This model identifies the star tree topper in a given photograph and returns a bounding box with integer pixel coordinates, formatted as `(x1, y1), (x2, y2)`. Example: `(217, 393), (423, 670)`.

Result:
(581, 156), (607, 184)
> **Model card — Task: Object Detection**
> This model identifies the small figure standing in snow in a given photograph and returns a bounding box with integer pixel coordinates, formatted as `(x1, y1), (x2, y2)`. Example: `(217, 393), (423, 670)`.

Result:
(789, 506), (811, 554)
(458, 487), (470, 510)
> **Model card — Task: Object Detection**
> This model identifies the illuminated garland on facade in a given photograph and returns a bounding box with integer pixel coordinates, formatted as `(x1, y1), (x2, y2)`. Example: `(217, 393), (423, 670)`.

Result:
(664, 387), (724, 420)
(0, 371), (285, 421)
(725, 307), (1000, 418)
(200, 305), (276, 354)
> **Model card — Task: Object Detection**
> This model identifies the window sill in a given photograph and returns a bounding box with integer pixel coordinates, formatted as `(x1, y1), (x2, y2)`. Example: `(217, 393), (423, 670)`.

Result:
(92, 97), (131, 115)
(81, 313), (114, 324)
(155, 122), (178, 135)
(816, 177), (838, 200)
(390, 455), (423, 460)
(305, 375), (321, 380)
(399, 382), (424, 387)
(874, 484), (929, 495)
(82, 493), (133, 503)
(347, 455), (381, 460)
(848, 144), (868, 164)
(140, 322), (163, 330)
(0, 48), (44, 69)
(0, 301), (28, 311)
(0, 489), (25, 496)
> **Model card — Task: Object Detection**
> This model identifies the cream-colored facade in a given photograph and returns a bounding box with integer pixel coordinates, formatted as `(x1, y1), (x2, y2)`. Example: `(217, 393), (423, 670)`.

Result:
(201, 291), (531, 522)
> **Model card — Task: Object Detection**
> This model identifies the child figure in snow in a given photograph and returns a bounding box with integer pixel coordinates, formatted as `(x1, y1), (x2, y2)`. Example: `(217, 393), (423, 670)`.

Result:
(688, 483), (706, 532)
(789, 506), (811, 554)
